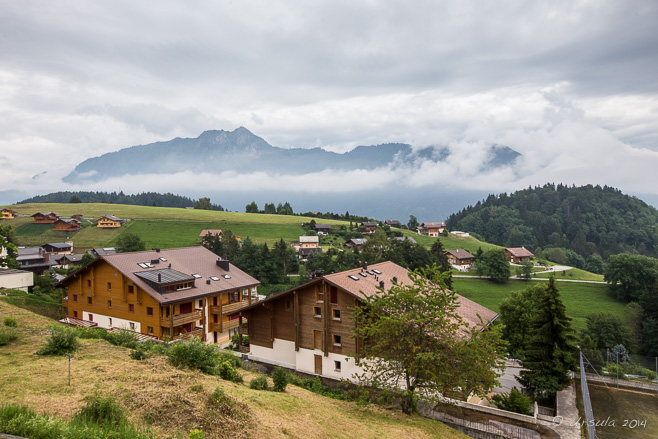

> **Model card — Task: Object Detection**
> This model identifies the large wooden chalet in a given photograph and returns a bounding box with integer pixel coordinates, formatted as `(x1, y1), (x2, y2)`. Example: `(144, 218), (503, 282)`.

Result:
(239, 261), (497, 381)
(53, 218), (81, 232)
(1, 208), (17, 220)
(57, 246), (260, 344)
(97, 214), (123, 228)
(31, 212), (60, 224)
(417, 222), (446, 237)
(446, 249), (475, 269)
(505, 247), (534, 263)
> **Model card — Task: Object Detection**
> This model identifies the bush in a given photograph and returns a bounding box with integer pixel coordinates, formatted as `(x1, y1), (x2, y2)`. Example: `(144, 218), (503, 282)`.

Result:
(3, 316), (18, 327)
(249, 376), (269, 390)
(209, 388), (234, 408)
(189, 429), (205, 439)
(218, 360), (243, 384)
(167, 337), (221, 375)
(73, 395), (126, 427)
(129, 349), (150, 361)
(0, 327), (18, 346)
(271, 366), (288, 392)
(490, 387), (533, 415)
(105, 329), (139, 349)
(36, 326), (80, 355)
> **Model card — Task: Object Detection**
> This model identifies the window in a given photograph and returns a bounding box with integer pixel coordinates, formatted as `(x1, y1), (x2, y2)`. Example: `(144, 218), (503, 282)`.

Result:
(334, 360), (341, 372)
(333, 309), (341, 320)
(129, 304), (134, 312)
(107, 282), (111, 290)
(87, 297), (92, 305)
(333, 334), (342, 346)
(128, 285), (134, 294)
(108, 318), (112, 327)
(147, 307), (153, 316)
(229, 291), (240, 303)
(73, 311), (78, 318)
(314, 306), (322, 318)
(285, 300), (292, 311)
(108, 300), (112, 308)
(198, 300), (203, 308)
(88, 314), (93, 322)
(129, 322), (135, 330)
(73, 294), (77, 302)
(330, 286), (338, 305)
(316, 286), (324, 303)
(147, 326), (153, 334)
(87, 279), (91, 287)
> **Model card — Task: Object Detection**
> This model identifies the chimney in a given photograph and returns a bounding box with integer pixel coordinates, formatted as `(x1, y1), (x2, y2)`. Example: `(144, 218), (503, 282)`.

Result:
(206, 279), (211, 285)
(393, 276), (398, 283)
(151, 259), (159, 264)
(168, 263), (171, 269)
(379, 281), (385, 288)
(158, 273), (162, 283)
(216, 258), (230, 271)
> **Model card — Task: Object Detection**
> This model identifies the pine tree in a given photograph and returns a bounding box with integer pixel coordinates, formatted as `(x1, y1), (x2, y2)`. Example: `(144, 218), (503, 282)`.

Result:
(430, 239), (452, 287)
(517, 277), (578, 397)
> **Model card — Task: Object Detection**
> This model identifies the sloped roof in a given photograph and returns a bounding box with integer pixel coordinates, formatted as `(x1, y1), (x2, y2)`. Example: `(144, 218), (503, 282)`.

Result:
(199, 229), (223, 238)
(45, 242), (73, 250)
(57, 246), (260, 305)
(362, 222), (378, 227)
(394, 236), (417, 244)
(345, 238), (368, 245)
(314, 224), (332, 230)
(506, 247), (534, 258)
(299, 236), (319, 243)
(99, 214), (121, 221)
(421, 222), (446, 228)
(446, 249), (475, 260)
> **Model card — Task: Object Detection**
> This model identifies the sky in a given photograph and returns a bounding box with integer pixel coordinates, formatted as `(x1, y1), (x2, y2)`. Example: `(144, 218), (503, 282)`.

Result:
(1, 0), (658, 210)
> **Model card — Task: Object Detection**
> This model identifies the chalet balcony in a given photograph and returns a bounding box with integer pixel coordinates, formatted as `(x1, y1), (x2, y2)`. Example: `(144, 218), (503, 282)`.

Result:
(209, 319), (241, 333)
(209, 305), (221, 315)
(221, 300), (254, 315)
(160, 309), (203, 328)
(172, 329), (204, 341)
(238, 323), (248, 335)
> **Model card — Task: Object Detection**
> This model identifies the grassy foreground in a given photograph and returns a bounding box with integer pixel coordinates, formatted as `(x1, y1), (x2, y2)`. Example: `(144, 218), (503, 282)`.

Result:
(0, 300), (466, 439)
(452, 278), (627, 331)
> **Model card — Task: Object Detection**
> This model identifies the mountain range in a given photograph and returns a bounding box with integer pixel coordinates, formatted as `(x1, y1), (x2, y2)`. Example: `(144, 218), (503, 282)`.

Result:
(63, 127), (520, 183)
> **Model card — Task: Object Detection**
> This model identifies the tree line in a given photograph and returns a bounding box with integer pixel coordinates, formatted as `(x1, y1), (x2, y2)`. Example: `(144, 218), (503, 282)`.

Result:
(446, 183), (658, 260)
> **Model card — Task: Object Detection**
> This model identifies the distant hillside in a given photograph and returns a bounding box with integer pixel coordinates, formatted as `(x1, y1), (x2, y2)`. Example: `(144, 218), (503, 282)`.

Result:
(17, 191), (224, 210)
(446, 184), (658, 259)
(62, 127), (520, 182)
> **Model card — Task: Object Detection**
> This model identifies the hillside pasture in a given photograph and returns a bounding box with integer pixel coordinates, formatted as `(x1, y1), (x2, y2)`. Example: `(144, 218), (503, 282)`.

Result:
(452, 278), (627, 331)
(398, 229), (501, 253)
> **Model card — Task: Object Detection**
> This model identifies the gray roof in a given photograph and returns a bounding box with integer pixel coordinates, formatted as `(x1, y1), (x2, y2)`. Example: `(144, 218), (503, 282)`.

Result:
(0, 269), (33, 277)
(134, 268), (196, 284)
(45, 242), (72, 249)
(394, 236), (417, 244)
(345, 238), (367, 245)
(446, 249), (475, 260)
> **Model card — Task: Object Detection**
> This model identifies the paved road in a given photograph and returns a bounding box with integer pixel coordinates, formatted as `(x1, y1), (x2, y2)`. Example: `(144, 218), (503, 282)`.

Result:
(453, 274), (607, 284)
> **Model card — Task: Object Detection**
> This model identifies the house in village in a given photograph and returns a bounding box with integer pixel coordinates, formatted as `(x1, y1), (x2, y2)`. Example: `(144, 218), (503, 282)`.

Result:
(87, 247), (116, 258)
(1, 208), (17, 220)
(298, 247), (323, 261)
(238, 261), (497, 381)
(383, 219), (401, 227)
(417, 222), (446, 237)
(313, 224), (332, 236)
(344, 238), (367, 250)
(361, 222), (378, 234)
(56, 246), (260, 344)
(97, 214), (124, 228)
(299, 236), (319, 249)
(42, 242), (73, 255)
(52, 218), (81, 232)
(505, 247), (534, 263)
(199, 229), (223, 239)
(16, 247), (56, 274)
(31, 212), (60, 224)
(394, 236), (417, 244)
(445, 249), (475, 270)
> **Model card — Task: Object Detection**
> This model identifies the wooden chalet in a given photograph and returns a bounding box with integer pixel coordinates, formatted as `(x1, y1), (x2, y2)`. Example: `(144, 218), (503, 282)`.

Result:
(31, 212), (60, 224)
(16, 247), (56, 274)
(299, 236), (319, 248)
(42, 242), (73, 255)
(199, 229), (223, 239)
(313, 224), (332, 235)
(97, 214), (123, 228)
(361, 222), (378, 233)
(53, 219), (81, 232)
(446, 249), (475, 269)
(417, 222), (446, 237)
(383, 219), (401, 227)
(56, 246), (260, 344)
(239, 261), (497, 381)
(1, 208), (17, 220)
(505, 247), (534, 263)
(343, 238), (367, 250)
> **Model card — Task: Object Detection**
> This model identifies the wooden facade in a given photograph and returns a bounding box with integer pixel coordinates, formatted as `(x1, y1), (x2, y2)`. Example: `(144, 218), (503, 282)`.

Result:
(53, 219), (81, 232)
(97, 215), (122, 228)
(1, 208), (16, 219)
(57, 247), (260, 343)
(31, 212), (59, 224)
(505, 247), (534, 263)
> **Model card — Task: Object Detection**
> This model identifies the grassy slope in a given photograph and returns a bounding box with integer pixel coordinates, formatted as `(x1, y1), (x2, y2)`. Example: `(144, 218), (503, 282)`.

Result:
(0, 300), (466, 439)
(398, 228), (501, 252)
(452, 278), (627, 331)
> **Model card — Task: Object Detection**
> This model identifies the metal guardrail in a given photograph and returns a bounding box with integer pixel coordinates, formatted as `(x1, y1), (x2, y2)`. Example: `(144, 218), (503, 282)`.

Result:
(580, 351), (597, 439)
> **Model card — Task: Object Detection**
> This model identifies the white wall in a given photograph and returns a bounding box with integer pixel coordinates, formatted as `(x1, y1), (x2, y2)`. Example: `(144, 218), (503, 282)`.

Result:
(82, 311), (140, 333)
(295, 347), (365, 382)
(0, 271), (33, 292)
(251, 339), (296, 365)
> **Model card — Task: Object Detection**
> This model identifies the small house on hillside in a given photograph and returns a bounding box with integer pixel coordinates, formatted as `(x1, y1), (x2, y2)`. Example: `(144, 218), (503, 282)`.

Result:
(31, 212), (60, 224)
(505, 247), (534, 263)
(313, 224), (332, 235)
(97, 214), (123, 228)
(446, 249), (475, 270)
(298, 247), (323, 261)
(344, 238), (367, 250)
(394, 236), (417, 244)
(417, 222), (446, 237)
(42, 242), (73, 255)
(361, 222), (378, 233)
(1, 208), (17, 220)
(53, 218), (81, 232)
(199, 229), (223, 239)
(383, 219), (401, 227)
(16, 247), (56, 274)
(299, 236), (319, 248)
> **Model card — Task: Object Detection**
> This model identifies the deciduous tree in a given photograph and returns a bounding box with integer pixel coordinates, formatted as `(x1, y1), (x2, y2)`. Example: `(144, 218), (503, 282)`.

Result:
(115, 233), (146, 253)
(352, 266), (506, 414)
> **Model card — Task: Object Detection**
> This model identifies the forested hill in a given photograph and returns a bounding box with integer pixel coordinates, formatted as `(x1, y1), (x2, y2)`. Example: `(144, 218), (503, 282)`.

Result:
(445, 184), (658, 260)
(17, 191), (224, 210)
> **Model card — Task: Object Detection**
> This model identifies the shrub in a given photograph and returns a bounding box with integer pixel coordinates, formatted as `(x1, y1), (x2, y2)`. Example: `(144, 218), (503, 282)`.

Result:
(105, 329), (139, 349)
(167, 337), (221, 375)
(3, 316), (18, 327)
(490, 387), (533, 415)
(36, 326), (80, 355)
(271, 366), (289, 392)
(249, 376), (269, 390)
(73, 395), (126, 427)
(209, 388), (234, 408)
(129, 349), (150, 361)
(0, 327), (18, 346)
(189, 384), (204, 393)
(189, 429), (205, 439)
(219, 360), (243, 384)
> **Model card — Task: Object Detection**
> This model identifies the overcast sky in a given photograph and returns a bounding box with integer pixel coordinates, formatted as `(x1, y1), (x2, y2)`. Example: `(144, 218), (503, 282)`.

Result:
(1, 1), (658, 205)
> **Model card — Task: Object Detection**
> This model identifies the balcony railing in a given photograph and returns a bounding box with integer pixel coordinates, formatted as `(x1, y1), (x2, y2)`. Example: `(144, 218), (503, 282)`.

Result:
(222, 300), (254, 315)
(209, 305), (221, 314)
(161, 310), (203, 327)
(172, 329), (204, 341)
